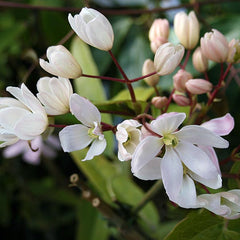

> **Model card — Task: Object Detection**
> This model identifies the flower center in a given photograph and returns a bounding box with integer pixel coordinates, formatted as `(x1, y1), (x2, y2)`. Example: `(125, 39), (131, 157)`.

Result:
(163, 134), (178, 147)
(123, 133), (131, 147)
(88, 128), (99, 139)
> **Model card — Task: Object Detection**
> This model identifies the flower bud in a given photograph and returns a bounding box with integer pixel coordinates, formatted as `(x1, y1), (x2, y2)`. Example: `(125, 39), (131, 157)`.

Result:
(142, 59), (159, 86)
(173, 69), (193, 92)
(200, 29), (229, 63)
(151, 96), (168, 109)
(185, 79), (213, 94)
(154, 42), (184, 76)
(68, 8), (114, 51)
(227, 39), (240, 63)
(192, 47), (208, 72)
(149, 19), (169, 53)
(39, 45), (82, 79)
(173, 93), (190, 106)
(174, 11), (199, 50)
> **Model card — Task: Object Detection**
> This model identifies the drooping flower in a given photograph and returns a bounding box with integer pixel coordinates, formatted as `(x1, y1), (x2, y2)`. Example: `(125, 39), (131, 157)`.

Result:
(3, 135), (61, 165)
(0, 84), (48, 146)
(142, 59), (159, 87)
(131, 112), (229, 208)
(39, 45), (82, 79)
(185, 79), (213, 95)
(116, 120), (142, 161)
(197, 190), (240, 219)
(37, 76), (73, 115)
(192, 47), (208, 73)
(59, 94), (106, 160)
(68, 8), (114, 51)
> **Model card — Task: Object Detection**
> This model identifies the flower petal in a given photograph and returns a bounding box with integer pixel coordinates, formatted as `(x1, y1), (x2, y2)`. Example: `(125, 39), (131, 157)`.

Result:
(82, 138), (107, 161)
(151, 112), (186, 135)
(131, 136), (163, 173)
(133, 157), (162, 180)
(161, 147), (183, 200)
(59, 124), (92, 152)
(201, 113), (234, 136)
(175, 125), (229, 148)
(175, 141), (219, 179)
(70, 94), (101, 127)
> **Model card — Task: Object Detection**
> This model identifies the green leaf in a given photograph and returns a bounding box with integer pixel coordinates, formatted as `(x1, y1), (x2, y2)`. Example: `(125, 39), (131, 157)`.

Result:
(167, 103), (190, 116)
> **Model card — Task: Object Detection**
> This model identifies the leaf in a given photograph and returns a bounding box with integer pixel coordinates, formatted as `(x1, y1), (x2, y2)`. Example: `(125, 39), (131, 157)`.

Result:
(228, 161), (240, 189)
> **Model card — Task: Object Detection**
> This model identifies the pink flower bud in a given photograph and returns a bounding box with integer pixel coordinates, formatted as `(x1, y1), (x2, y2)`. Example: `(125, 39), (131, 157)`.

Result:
(227, 39), (240, 63)
(200, 29), (229, 63)
(149, 19), (169, 53)
(154, 43), (185, 76)
(185, 79), (213, 94)
(151, 96), (168, 109)
(192, 47), (208, 72)
(173, 69), (193, 92)
(142, 59), (159, 86)
(173, 93), (190, 106)
(174, 11), (200, 50)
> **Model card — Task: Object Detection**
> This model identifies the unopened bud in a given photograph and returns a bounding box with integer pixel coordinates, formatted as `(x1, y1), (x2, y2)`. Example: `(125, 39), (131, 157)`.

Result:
(227, 39), (240, 63)
(154, 43), (185, 76)
(151, 96), (168, 109)
(142, 59), (159, 86)
(173, 93), (191, 106)
(186, 79), (213, 94)
(200, 29), (229, 63)
(192, 47), (208, 72)
(173, 69), (193, 92)
(174, 11), (200, 50)
(149, 19), (169, 53)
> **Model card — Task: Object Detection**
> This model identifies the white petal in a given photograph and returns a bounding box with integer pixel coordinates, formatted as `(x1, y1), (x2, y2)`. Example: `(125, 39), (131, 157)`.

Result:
(161, 147), (183, 200)
(151, 112), (186, 135)
(175, 141), (219, 179)
(0, 97), (27, 109)
(131, 136), (163, 173)
(201, 113), (234, 136)
(59, 124), (92, 152)
(83, 138), (106, 161)
(70, 94), (101, 127)
(133, 157), (162, 180)
(175, 125), (229, 148)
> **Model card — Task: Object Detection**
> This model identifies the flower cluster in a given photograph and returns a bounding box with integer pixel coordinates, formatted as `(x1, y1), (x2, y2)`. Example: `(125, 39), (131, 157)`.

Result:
(1, 7), (239, 220)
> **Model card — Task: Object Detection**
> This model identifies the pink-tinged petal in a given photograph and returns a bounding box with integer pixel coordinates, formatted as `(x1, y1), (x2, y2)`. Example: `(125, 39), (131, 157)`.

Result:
(70, 94), (101, 127)
(201, 113), (234, 136)
(199, 146), (221, 174)
(133, 157), (162, 180)
(161, 147), (183, 200)
(3, 140), (26, 158)
(23, 148), (41, 165)
(59, 124), (92, 152)
(175, 141), (218, 179)
(151, 112), (186, 135)
(175, 125), (229, 148)
(83, 138), (106, 161)
(174, 174), (197, 208)
(131, 136), (163, 173)
(189, 171), (222, 189)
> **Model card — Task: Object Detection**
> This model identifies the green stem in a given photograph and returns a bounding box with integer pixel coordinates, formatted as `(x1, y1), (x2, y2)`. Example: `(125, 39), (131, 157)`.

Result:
(132, 180), (162, 215)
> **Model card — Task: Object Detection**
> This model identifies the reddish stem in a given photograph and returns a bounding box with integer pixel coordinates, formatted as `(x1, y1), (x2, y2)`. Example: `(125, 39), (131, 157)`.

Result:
(82, 73), (125, 83)
(204, 71), (209, 81)
(182, 50), (191, 69)
(49, 124), (67, 128)
(163, 88), (175, 113)
(101, 122), (116, 133)
(130, 71), (157, 82)
(153, 86), (160, 96)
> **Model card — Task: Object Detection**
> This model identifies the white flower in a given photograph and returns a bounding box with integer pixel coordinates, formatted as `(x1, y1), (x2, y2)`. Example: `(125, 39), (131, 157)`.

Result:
(0, 84), (48, 146)
(197, 190), (240, 219)
(68, 8), (114, 51)
(59, 94), (106, 160)
(37, 76), (73, 115)
(116, 120), (142, 161)
(131, 112), (229, 208)
(3, 135), (61, 165)
(39, 45), (82, 79)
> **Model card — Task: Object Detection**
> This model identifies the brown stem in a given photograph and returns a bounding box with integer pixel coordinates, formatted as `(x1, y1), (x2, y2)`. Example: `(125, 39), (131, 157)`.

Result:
(82, 73), (126, 83)
(182, 50), (191, 69)
(130, 71), (157, 82)
(163, 88), (175, 113)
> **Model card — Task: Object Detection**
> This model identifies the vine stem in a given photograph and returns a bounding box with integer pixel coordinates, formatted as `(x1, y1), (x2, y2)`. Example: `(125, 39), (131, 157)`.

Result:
(163, 88), (175, 113)
(182, 50), (191, 69)
(108, 50), (136, 103)
(132, 180), (162, 215)
(82, 73), (125, 83)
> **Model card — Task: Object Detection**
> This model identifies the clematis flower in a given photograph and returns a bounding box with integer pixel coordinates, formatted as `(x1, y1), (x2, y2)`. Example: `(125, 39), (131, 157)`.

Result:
(197, 190), (240, 219)
(37, 76), (73, 115)
(0, 84), (48, 146)
(68, 8), (114, 51)
(59, 94), (106, 160)
(39, 45), (82, 79)
(116, 120), (142, 161)
(3, 135), (61, 165)
(131, 112), (229, 208)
